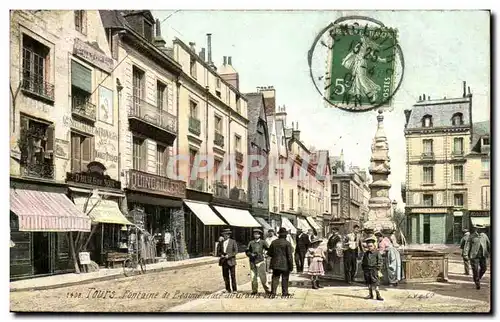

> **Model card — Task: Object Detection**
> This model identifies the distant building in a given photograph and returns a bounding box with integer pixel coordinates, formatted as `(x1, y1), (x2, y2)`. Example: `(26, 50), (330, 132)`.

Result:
(402, 85), (473, 244)
(466, 121), (490, 236)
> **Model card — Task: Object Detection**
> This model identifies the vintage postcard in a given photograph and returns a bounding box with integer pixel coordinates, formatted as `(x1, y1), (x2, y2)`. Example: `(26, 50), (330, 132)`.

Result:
(9, 9), (491, 314)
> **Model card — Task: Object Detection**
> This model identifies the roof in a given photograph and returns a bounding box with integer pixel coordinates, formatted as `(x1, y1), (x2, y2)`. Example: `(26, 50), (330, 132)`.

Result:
(264, 97), (275, 115)
(471, 120), (490, 152)
(406, 97), (471, 129)
(99, 10), (128, 29)
(218, 63), (238, 75)
(244, 92), (270, 149)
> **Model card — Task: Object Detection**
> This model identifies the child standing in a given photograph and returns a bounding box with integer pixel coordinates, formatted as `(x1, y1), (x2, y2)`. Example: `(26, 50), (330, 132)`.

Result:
(362, 237), (384, 301)
(307, 238), (326, 289)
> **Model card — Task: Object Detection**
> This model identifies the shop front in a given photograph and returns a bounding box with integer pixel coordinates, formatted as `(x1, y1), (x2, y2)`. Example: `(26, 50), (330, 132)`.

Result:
(10, 179), (91, 280)
(124, 169), (187, 262)
(469, 210), (491, 238)
(306, 216), (324, 238)
(66, 161), (132, 267)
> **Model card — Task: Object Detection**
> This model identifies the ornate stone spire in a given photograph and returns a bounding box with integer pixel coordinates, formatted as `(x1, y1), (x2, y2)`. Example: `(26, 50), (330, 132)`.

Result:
(363, 109), (396, 234)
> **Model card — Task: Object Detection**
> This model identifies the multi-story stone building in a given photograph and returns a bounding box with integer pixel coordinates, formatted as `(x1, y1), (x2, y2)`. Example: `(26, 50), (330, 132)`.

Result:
(244, 89), (270, 227)
(310, 150), (332, 236)
(100, 11), (188, 260)
(330, 157), (370, 234)
(402, 86), (472, 244)
(465, 121), (490, 237)
(9, 10), (132, 279)
(172, 35), (257, 256)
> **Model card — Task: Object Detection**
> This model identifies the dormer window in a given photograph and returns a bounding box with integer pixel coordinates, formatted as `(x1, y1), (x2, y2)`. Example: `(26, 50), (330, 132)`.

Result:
(143, 20), (153, 42)
(452, 113), (464, 126)
(422, 115), (433, 128)
(483, 137), (490, 146)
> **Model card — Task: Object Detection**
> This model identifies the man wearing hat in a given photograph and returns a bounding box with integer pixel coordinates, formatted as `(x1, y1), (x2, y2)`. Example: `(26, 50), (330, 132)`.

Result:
(460, 229), (471, 275)
(361, 236), (384, 301)
(217, 228), (239, 293)
(265, 229), (278, 285)
(295, 228), (311, 273)
(463, 225), (491, 289)
(267, 227), (294, 296)
(246, 228), (271, 294)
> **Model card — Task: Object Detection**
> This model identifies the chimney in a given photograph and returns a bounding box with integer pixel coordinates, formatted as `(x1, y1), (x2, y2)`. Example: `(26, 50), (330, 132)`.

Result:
(296, 122), (299, 130)
(292, 122), (294, 129)
(463, 81), (466, 98)
(468, 86), (472, 97)
(228, 56), (232, 65)
(153, 19), (166, 49)
(428, 95), (430, 100)
(155, 19), (161, 37)
(423, 93), (426, 100)
(189, 42), (196, 52)
(207, 33), (214, 69)
(199, 48), (206, 62)
(418, 95), (422, 101)
(223, 56), (227, 65)
(404, 109), (411, 126)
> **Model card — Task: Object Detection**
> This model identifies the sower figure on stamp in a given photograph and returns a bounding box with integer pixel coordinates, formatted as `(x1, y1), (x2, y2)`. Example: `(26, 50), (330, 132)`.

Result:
(295, 228), (310, 274)
(460, 229), (471, 275)
(362, 236), (384, 301)
(217, 228), (238, 293)
(343, 225), (362, 284)
(267, 227), (294, 296)
(463, 225), (490, 289)
(246, 228), (271, 295)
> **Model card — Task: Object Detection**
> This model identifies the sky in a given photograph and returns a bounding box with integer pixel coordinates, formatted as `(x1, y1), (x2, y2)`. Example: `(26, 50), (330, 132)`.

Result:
(154, 10), (490, 207)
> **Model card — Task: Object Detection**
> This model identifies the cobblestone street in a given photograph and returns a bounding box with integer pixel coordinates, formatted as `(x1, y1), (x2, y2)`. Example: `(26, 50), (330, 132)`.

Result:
(10, 254), (490, 313)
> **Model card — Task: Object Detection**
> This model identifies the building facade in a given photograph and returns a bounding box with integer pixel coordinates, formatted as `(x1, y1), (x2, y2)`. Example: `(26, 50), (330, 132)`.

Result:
(465, 121), (490, 236)
(403, 88), (472, 244)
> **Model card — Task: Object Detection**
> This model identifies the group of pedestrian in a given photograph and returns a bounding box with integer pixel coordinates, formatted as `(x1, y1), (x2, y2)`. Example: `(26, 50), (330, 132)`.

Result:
(460, 225), (491, 290)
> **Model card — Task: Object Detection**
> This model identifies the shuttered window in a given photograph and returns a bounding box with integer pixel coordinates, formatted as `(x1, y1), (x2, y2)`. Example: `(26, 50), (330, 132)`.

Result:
(71, 132), (93, 172)
(133, 137), (145, 171)
(156, 144), (167, 176)
(71, 60), (92, 93)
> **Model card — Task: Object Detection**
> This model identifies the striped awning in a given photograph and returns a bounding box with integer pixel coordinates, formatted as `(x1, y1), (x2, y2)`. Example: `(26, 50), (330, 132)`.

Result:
(74, 196), (132, 226)
(297, 217), (312, 231)
(281, 217), (297, 235)
(10, 188), (91, 232)
(306, 217), (322, 231)
(254, 217), (272, 231)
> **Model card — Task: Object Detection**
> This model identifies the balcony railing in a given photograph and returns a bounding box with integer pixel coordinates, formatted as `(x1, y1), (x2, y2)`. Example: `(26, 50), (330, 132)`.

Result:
(129, 96), (177, 134)
(126, 169), (186, 199)
(213, 181), (228, 198)
(21, 161), (54, 179)
(235, 151), (244, 163)
(214, 131), (224, 148)
(72, 96), (96, 122)
(189, 116), (201, 135)
(189, 178), (205, 191)
(421, 152), (435, 159)
(21, 72), (55, 101)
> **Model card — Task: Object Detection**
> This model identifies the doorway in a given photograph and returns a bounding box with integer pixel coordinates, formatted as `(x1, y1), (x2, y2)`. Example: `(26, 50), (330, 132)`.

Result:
(32, 232), (50, 275)
(453, 216), (463, 244)
(423, 215), (431, 244)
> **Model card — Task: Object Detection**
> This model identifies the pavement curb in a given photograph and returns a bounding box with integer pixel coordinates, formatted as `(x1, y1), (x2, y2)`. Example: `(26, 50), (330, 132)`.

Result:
(10, 254), (247, 293)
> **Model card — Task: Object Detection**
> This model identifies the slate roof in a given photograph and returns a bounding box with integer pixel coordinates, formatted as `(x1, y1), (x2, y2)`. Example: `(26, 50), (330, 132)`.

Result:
(99, 10), (128, 29)
(471, 120), (490, 152)
(406, 98), (471, 129)
(244, 92), (269, 149)
(264, 97), (275, 116)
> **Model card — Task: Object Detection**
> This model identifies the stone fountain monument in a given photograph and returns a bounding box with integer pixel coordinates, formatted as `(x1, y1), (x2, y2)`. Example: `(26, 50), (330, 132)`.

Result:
(363, 109), (396, 236)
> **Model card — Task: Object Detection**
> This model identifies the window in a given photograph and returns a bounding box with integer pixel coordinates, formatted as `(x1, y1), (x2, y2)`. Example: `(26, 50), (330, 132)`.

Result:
(481, 158), (490, 173)
(190, 56), (197, 78)
(454, 194), (464, 207)
(19, 116), (54, 179)
(189, 149), (198, 179)
(157, 82), (167, 110)
(71, 61), (93, 116)
(280, 188), (284, 210)
(257, 179), (263, 201)
(143, 21), (153, 42)
(481, 186), (490, 209)
(189, 100), (198, 118)
(423, 166), (434, 184)
(156, 144), (167, 176)
(273, 186), (278, 207)
(451, 113), (464, 126)
(71, 132), (93, 173)
(132, 67), (145, 110)
(215, 78), (221, 98)
(422, 115), (432, 128)
(234, 135), (241, 152)
(74, 10), (87, 35)
(453, 165), (464, 183)
(236, 98), (241, 114)
(423, 139), (433, 154)
(453, 137), (464, 154)
(237, 171), (243, 189)
(423, 194), (433, 206)
(214, 115), (222, 133)
(289, 189), (294, 209)
(132, 137), (145, 171)
(22, 34), (53, 100)
(483, 137), (490, 146)
(214, 159), (221, 177)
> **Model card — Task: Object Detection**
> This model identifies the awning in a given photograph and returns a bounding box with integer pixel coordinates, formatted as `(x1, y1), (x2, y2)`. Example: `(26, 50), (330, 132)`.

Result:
(306, 217), (322, 232)
(74, 196), (131, 226)
(281, 217), (297, 234)
(69, 186), (124, 198)
(297, 217), (312, 231)
(10, 188), (91, 232)
(213, 206), (261, 227)
(254, 217), (272, 231)
(471, 216), (490, 227)
(184, 200), (226, 226)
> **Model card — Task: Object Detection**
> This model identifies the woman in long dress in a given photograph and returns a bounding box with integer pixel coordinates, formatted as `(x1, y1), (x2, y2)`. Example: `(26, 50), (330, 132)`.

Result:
(341, 34), (388, 101)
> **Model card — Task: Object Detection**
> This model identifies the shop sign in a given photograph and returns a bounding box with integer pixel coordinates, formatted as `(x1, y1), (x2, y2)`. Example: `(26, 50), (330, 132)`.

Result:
(73, 38), (114, 73)
(79, 252), (91, 265)
(127, 169), (186, 199)
(66, 161), (121, 189)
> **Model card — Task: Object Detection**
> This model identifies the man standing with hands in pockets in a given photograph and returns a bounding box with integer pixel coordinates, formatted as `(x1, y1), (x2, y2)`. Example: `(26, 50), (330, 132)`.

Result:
(246, 228), (271, 295)
(217, 228), (238, 293)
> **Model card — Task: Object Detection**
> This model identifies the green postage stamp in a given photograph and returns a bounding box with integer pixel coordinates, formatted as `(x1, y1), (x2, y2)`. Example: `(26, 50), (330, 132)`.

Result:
(326, 25), (399, 110)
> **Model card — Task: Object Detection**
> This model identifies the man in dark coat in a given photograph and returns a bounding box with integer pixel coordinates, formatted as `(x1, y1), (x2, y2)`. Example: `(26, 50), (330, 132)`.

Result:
(267, 227), (294, 296)
(217, 228), (238, 293)
(464, 225), (491, 289)
(246, 228), (271, 294)
(327, 227), (342, 274)
(295, 228), (310, 273)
